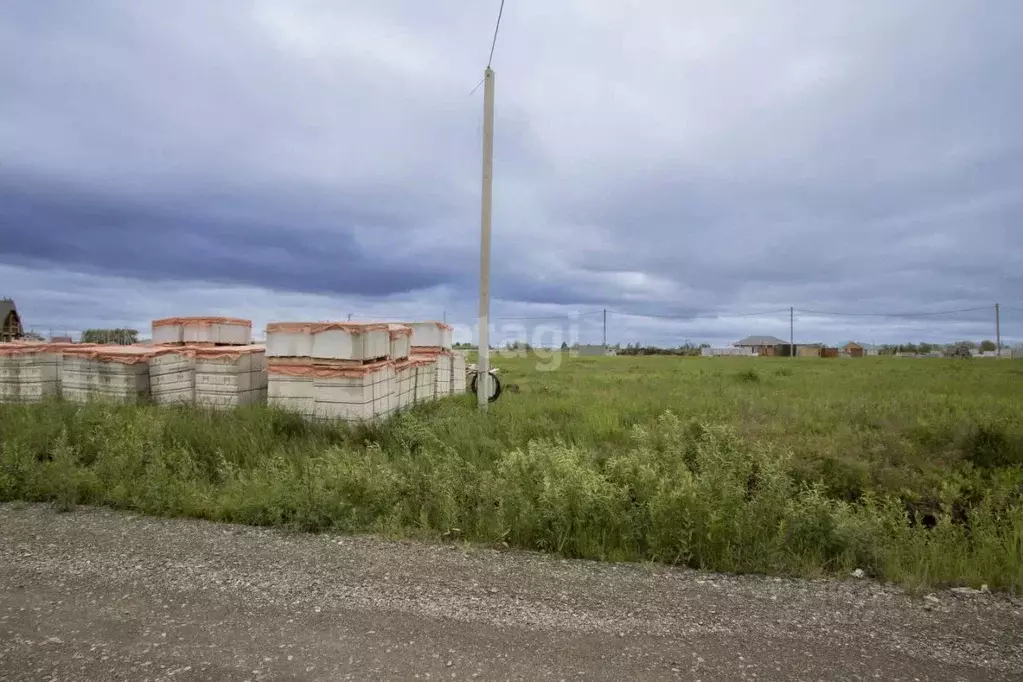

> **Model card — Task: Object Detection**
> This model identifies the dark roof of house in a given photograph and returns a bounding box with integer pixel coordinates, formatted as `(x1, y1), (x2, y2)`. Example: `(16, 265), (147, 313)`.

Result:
(0, 297), (15, 319)
(735, 335), (788, 347)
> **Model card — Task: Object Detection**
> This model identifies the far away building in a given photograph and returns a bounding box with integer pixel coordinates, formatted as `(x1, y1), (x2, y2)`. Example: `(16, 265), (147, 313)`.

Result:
(0, 298), (23, 342)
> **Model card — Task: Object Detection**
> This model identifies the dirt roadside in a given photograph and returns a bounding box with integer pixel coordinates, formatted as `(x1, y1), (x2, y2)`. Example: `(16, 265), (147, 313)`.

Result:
(0, 504), (1020, 681)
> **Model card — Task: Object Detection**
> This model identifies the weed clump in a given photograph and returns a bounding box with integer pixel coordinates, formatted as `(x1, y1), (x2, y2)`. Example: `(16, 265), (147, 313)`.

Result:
(735, 369), (761, 384)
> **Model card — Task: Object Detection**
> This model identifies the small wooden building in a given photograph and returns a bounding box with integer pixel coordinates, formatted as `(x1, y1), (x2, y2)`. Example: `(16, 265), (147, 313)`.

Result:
(843, 341), (864, 358)
(0, 298), (23, 342)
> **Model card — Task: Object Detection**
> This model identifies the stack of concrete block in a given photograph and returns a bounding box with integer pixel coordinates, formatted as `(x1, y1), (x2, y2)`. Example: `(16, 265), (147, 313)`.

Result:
(148, 350), (196, 405)
(0, 343), (68, 403)
(195, 345), (267, 409)
(60, 346), (155, 404)
(393, 359), (417, 411)
(388, 324), (412, 360)
(411, 356), (437, 404)
(452, 351), (467, 394)
(407, 321), (454, 352)
(152, 317), (252, 346)
(434, 352), (453, 396)
(266, 321), (389, 362)
(266, 322), (397, 424)
(150, 345), (268, 409)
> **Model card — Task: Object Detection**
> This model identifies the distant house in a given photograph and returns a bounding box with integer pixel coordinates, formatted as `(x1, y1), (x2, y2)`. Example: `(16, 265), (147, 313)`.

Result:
(1, 298), (23, 342)
(735, 335), (789, 357)
(797, 343), (823, 358)
(49, 336), (73, 344)
(842, 341), (864, 358)
(860, 343), (880, 356)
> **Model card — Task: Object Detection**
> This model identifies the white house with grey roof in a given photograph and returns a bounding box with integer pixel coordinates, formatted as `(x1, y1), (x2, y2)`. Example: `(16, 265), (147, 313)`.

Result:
(734, 335), (789, 356)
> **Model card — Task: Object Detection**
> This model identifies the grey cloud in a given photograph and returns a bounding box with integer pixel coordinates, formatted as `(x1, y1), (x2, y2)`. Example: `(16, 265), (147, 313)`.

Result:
(1, 0), (1021, 346)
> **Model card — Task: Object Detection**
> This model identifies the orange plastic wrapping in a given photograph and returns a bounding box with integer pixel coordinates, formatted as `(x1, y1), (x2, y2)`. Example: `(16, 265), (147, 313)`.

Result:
(0, 342), (95, 357)
(152, 344), (266, 360)
(387, 324), (413, 339)
(152, 316), (252, 328)
(267, 358), (391, 379)
(265, 321), (389, 335)
(61, 345), (167, 365)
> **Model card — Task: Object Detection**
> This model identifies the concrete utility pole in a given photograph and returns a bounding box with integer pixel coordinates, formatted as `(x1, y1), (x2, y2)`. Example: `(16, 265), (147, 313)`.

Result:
(995, 303), (1001, 357)
(602, 309), (607, 347)
(790, 307), (794, 358)
(477, 67), (495, 410)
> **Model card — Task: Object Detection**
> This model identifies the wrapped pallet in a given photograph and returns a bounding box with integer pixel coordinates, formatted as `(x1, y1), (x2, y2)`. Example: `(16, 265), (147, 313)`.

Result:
(406, 321), (453, 352)
(150, 344), (268, 409)
(265, 322), (390, 362)
(268, 358), (395, 424)
(410, 355), (437, 404)
(452, 351), (467, 394)
(152, 317), (252, 346)
(194, 345), (267, 409)
(0, 342), (67, 403)
(149, 350), (196, 405)
(60, 345), (155, 404)
(387, 324), (412, 360)
(393, 359), (416, 411)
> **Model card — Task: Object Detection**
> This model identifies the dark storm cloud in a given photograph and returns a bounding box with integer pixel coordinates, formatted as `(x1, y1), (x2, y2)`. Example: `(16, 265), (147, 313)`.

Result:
(0, 170), (468, 296)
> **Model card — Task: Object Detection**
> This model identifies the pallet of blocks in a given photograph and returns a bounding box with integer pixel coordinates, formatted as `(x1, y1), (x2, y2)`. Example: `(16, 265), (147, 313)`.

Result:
(452, 350), (467, 394)
(405, 320), (454, 353)
(387, 324), (412, 360)
(151, 316), (252, 346)
(194, 345), (267, 409)
(0, 342), (77, 403)
(60, 345), (158, 403)
(149, 344), (268, 408)
(265, 322), (396, 423)
(410, 354), (437, 404)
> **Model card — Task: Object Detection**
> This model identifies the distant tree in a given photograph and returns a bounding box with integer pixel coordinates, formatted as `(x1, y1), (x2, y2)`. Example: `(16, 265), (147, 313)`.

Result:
(979, 339), (997, 352)
(81, 328), (138, 345)
(917, 342), (933, 354)
(560, 341), (569, 351)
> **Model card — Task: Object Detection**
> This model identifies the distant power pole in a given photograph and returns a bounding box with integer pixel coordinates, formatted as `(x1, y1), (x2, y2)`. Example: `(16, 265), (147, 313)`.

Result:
(602, 309), (607, 347)
(790, 307), (794, 358)
(995, 303), (1001, 357)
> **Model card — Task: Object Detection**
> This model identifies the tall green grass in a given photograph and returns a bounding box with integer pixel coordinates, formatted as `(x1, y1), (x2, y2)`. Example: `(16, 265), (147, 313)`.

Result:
(1, 356), (1021, 591)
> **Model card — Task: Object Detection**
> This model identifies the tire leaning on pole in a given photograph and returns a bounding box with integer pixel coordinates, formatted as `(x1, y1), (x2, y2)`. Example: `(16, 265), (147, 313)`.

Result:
(470, 371), (502, 403)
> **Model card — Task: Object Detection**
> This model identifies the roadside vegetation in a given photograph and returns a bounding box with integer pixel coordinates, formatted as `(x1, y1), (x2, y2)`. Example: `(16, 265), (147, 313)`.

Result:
(1, 356), (1021, 591)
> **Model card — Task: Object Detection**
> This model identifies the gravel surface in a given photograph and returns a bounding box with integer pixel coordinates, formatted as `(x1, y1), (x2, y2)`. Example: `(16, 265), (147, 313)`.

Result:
(1, 503), (1020, 681)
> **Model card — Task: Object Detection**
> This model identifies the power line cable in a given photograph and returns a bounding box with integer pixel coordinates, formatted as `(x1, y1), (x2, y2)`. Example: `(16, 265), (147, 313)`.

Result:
(497, 309), (604, 321)
(610, 308), (790, 320)
(487, 0), (507, 68)
(795, 306), (990, 318)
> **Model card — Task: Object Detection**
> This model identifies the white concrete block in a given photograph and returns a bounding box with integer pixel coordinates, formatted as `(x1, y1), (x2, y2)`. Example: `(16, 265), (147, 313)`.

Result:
(266, 323), (391, 361)
(149, 352), (196, 405)
(152, 317), (252, 345)
(407, 321), (453, 350)
(388, 324), (412, 360)
(452, 352), (467, 394)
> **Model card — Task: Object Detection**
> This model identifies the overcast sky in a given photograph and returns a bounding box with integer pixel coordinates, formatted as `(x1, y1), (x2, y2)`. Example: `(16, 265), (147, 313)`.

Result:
(1, 1), (1019, 346)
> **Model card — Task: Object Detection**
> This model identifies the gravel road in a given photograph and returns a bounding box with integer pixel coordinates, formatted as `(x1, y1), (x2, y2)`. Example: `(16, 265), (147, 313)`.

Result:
(0, 504), (1020, 681)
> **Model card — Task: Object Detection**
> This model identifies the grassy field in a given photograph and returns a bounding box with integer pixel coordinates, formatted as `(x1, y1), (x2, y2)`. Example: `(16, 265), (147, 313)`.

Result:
(1, 355), (1021, 591)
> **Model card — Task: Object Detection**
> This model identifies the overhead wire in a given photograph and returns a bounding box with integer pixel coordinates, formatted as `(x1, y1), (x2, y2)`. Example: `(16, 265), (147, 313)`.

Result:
(487, 0), (507, 68)
(795, 306), (991, 318)
(610, 308), (791, 320)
